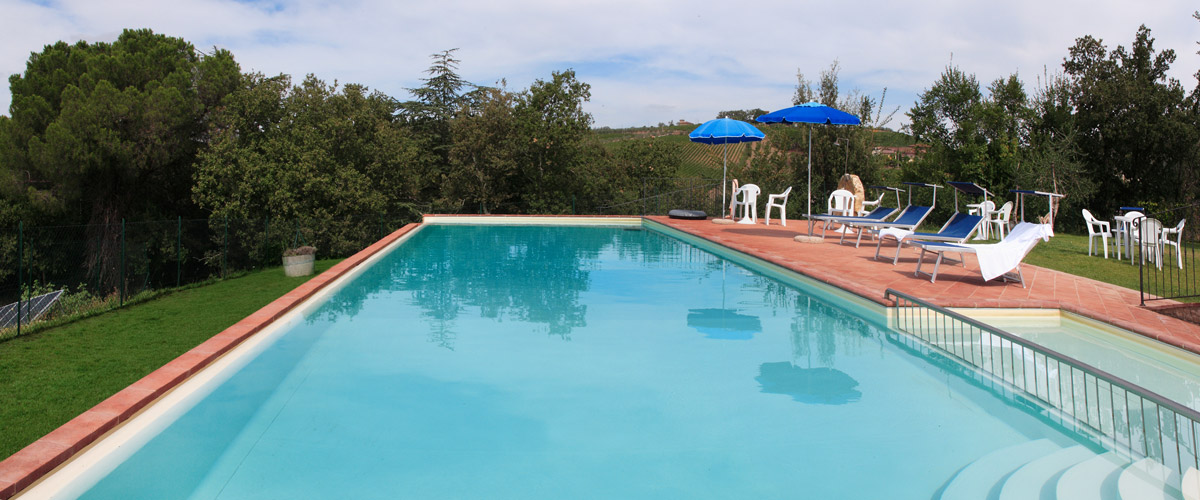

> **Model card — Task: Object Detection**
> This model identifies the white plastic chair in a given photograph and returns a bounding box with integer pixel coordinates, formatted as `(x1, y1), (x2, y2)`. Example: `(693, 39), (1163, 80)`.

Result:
(990, 201), (1013, 240)
(1134, 217), (1164, 269)
(1163, 219), (1186, 269)
(764, 186), (792, 226)
(1081, 209), (1112, 258)
(1114, 211), (1143, 262)
(823, 189), (856, 231)
(970, 200), (995, 239)
(730, 183), (760, 224)
(859, 192), (884, 216)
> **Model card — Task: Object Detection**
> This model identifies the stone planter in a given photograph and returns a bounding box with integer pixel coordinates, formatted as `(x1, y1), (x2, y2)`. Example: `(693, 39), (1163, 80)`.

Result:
(283, 254), (315, 277)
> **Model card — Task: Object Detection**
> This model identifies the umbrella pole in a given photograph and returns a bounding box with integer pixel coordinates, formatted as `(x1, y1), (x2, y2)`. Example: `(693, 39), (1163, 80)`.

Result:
(722, 143), (728, 217)
(807, 125), (812, 218)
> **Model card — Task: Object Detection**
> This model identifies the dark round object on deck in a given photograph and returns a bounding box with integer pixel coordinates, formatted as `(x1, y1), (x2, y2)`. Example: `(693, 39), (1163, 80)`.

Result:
(668, 209), (707, 220)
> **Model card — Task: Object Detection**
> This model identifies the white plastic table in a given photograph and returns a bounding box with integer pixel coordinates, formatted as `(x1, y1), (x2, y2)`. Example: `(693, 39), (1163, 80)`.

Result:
(1113, 213), (1140, 263)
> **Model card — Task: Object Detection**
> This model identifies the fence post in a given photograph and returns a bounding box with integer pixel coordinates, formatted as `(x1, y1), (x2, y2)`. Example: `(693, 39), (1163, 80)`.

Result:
(120, 218), (126, 306)
(264, 216), (270, 268)
(176, 216), (182, 288)
(16, 221), (22, 336)
(222, 215), (228, 278)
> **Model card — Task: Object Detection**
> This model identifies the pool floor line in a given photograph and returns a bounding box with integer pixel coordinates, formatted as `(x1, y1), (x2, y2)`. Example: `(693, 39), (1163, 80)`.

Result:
(0, 223), (422, 500)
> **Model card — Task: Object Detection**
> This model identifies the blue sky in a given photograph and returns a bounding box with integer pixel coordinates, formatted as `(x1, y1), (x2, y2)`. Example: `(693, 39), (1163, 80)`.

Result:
(2, 0), (1198, 129)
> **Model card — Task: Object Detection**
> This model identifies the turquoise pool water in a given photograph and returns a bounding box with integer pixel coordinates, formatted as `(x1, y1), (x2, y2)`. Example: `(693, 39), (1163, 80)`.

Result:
(72, 224), (1091, 499)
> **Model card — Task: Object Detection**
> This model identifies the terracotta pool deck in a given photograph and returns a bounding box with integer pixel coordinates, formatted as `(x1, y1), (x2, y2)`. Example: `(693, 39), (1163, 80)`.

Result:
(2, 215), (1198, 498)
(650, 215), (1200, 354)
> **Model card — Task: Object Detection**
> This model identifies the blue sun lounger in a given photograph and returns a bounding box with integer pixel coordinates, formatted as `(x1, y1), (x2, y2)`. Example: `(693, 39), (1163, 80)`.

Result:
(807, 185), (906, 245)
(874, 212), (986, 264)
(840, 182), (939, 247)
(911, 222), (1054, 287)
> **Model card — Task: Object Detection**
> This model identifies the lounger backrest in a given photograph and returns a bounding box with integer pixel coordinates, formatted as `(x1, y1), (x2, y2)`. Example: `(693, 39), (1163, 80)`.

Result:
(862, 206), (897, 220)
(891, 205), (932, 227)
(937, 213), (984, 238)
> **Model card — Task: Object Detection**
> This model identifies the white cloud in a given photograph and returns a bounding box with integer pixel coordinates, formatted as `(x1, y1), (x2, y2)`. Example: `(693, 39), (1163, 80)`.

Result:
(1, 0), (1197, 129)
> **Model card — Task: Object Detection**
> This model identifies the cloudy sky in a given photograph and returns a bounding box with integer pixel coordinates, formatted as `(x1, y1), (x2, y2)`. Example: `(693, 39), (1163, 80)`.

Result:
(2, 0), (1198, 129)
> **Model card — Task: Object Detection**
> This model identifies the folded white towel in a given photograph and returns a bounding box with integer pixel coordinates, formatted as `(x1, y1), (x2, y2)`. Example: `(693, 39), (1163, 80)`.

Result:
(952, 223), (1054, 281)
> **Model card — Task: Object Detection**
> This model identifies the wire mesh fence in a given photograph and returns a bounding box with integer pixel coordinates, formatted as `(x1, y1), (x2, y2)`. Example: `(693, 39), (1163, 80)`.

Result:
(0, 212), (421, 338)
(592, 178), (723, 216)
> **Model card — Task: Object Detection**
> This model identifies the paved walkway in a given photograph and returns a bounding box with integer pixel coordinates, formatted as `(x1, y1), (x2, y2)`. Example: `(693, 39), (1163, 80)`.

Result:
(650, 216), (1200, 354)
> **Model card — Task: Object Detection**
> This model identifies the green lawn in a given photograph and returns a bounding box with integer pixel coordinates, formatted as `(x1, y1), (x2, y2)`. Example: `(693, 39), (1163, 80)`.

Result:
(1025, 232), (1145, 291)
(0, 259), (341, 460)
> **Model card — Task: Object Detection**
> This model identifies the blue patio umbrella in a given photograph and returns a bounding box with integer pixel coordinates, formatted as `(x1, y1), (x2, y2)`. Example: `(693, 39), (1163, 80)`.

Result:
(757, 102), (862, 220)
(689, 118), (765, 214)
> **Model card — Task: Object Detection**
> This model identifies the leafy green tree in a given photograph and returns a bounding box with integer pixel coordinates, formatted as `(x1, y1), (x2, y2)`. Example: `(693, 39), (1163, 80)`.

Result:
(1, 29), (239, 291)
(444, 86), (520, 214)
(513, 70), (593, 213)
(716, 109), (768, 122)
(907, 65), (989, 186)
(193, 74), (426, 244)
(3, 29), (238, 225)
(1063, 26), (1196, 211)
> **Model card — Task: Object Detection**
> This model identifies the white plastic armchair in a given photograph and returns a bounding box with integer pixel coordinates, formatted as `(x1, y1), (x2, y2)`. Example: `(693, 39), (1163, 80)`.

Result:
(764, 186), (793, 226)
(823, 189), (856, 231)
(730, 183), (761, 224)
(1163, 219), (1186, 269)
(1081, 209), (1112, 258)
(990, 201), (1013, 240)
(1134, 217), (1164, 269)
(859, 192), (885, 216)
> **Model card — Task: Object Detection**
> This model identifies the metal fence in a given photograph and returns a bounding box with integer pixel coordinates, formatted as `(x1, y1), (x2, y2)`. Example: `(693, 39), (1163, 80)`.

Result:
(885, 288), (1200, 476)
(593, 177), (722, 216)
(1, 212), (421, 338)
(1137, 204), (1199, 305)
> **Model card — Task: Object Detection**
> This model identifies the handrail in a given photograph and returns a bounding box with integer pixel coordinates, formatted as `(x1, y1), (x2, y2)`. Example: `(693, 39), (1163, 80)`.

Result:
(885, 288), (1200, 475)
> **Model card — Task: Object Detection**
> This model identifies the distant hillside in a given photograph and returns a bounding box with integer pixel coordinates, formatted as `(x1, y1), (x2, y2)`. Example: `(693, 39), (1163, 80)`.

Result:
(592, 125), (913, 178)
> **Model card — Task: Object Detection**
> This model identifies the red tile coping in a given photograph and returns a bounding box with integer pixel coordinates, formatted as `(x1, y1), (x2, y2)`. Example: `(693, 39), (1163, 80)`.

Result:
(647, 216), (1200, 355)
(0, 223), (421, 499)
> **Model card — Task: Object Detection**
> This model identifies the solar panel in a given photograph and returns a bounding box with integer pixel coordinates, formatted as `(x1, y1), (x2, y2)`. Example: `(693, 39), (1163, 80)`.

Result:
(0, 289), (65, 329)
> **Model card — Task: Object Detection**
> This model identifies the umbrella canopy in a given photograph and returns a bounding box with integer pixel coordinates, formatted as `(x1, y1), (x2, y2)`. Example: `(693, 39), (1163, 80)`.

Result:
(687, 308), (762, 340)
(689, 118), (765, 215)
(756, 102), (862, 219)
(756, 102), (863, 126)
(756, 362), (861, 405)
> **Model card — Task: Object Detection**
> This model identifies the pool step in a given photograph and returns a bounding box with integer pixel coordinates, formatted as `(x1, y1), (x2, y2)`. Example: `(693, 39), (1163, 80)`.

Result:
(941, 441), (1186, 499)
(998, 445), (1096, 500)
(1117, 458), (1182, 500)
(1056, 451), (1127, 499)
(940, 439), (1060, 500)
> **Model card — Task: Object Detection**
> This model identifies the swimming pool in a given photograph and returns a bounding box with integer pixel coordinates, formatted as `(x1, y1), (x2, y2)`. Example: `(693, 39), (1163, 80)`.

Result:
(25, 222), (1166, 498)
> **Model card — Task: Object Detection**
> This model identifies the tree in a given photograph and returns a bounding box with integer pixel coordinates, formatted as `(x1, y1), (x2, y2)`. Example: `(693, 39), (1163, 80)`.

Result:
(193, 73), (426, 251)
(1063, 26), (1196, 211)
(398, 49), (473, 191)
(513, 70), (593, 213)
(1, 29), (240, 291)
(717, 109), (768, 122)
(3, 30), (239, 225)
(445, 85), (520, 214)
